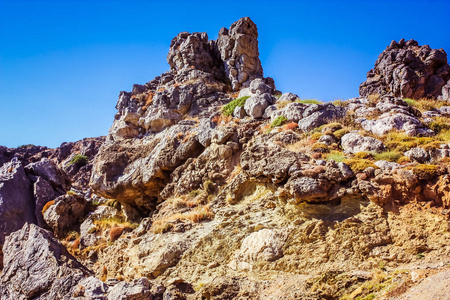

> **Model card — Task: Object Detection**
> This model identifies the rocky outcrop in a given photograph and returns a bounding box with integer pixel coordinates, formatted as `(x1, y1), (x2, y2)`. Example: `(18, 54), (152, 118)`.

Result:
(341, 133), (385, 154)
(349, 96), (433, 136)
(360, 39), (450, 99)
(0, 223), (91, 299)
(0, 160), (35, 249)
(217, 17), (264, 90)
(4, 17), (450, 300)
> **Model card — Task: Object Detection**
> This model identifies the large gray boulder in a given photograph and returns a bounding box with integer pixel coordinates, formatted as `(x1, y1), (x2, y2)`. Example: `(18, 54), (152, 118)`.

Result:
(43, 194), (87, 238)
(298, 104), (345, 132)
(25, 158), (70, 192)
(341, 133), (385, 154)
(0, 223), (91, 299)
(244, 94), (271, 118)
(0, 160), (35, 248)
(405, 147), (430, 163)
(360, 39), (450, 99)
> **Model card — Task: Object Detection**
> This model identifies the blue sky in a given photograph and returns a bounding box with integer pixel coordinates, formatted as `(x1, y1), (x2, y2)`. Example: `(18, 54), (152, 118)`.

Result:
(1, 0), (449, 148)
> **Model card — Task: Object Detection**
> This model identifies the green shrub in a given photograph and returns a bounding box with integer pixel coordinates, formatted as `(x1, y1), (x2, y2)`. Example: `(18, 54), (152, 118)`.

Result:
(403, 98), (416, 106)
(270, 115), (288, 129)
(343, 159), (378, 173)
(428, 118), (450, 134)
(326, 152), (346, 163)
(222, 96), (250, 116)
(311, 142), (329, 153)
(373, 151), (403, 162)
(333, 128), (350, 140)
(69, 154), (89, 167)
(412, 164), (439, 180)
(18, 144), (36, 149)
(309, 132), (322, 140)
(332, 99), (348, 107)
(296, 99), (322, 105)
(354, 151), (372, 159)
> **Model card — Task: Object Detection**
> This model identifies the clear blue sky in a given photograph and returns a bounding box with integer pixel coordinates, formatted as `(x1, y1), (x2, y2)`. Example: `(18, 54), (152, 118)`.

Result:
(1, 0), (449, 148)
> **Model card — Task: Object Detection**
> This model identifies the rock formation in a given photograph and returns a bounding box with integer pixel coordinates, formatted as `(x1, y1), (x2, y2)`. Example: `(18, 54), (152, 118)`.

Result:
(2, 17), (450, 300)
(360, 39), (450, 99)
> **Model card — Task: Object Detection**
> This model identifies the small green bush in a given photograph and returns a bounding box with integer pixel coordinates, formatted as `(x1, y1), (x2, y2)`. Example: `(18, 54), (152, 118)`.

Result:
(343, 159), (378, 173)
(333, 128), (350, 140)
(429, 119), (450, 134)
(222, 96), (250, 116)
(373, 151), (403, 162)
(296, 99), (322, 105)
(326, 153), (346, 163)
(403, 98), (416, 106)
(270, 115), (288, 129)
(69, 154), (89, 167)
(311, 142), (329, 153)
(412, 164), (439, 180)
(18, 144), (36, 149)
(354, 151), (372, 159)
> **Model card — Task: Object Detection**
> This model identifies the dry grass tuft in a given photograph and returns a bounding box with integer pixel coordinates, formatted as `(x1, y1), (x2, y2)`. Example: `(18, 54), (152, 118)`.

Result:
(42, 200), (55, 214)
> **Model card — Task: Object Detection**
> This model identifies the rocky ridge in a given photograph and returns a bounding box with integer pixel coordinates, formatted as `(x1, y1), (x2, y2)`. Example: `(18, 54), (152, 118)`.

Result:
(1, 17), (450, 300)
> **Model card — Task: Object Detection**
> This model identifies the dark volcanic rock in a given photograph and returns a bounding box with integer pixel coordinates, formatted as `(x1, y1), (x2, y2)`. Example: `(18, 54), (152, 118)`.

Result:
(0, 160), (35, 250)
(0, 223), (91, 299)
(360, 39), (450, 99)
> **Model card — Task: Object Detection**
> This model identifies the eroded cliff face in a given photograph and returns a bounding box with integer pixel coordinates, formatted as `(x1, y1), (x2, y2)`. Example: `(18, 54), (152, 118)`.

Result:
(1, 17), (450, 300)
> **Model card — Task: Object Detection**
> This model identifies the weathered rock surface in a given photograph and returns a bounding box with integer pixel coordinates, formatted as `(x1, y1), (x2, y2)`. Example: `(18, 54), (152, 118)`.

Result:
(217, 17), (264, 90)
(341, 133), (385, 154)
(360, 39), (450, 99)
(231, 229), (288, 270)
(0, 223), (91, 299)
(43, 194), (87, 237)
(0, 160), (35, 247)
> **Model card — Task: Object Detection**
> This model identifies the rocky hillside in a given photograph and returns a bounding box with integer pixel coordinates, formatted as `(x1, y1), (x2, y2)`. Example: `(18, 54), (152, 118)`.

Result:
(1, 17), (450, 300)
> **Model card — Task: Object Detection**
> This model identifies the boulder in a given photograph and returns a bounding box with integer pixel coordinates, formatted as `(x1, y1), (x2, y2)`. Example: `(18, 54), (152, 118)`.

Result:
(272, 102), (305, 123)
(25, 158), (70, 192)
(441, 80), (450, 101)
(232, 229), (288, 270)
(341, 133), (385, 154)
(70, 276), (108, 300)
(324, 160), (353, 182)
(90, 123), (204, 209)
(107, 278), (153, 300)
(360, 39), (450, 99)
(33, 176), (59, 228)
(374, 160), (401, 171)
(298, 104), (344, 132)
(284, 177), (331, 202)
(277, 92), (299, 102)
(405, 147), (430, 163)
(240, 141), (309, 183)
(359, 112), (433, 136)
(0, 160), (35, 247)
(0, 223), (91, 299)
(43, 194), (87, 237)
(244, 94), (271, 118)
